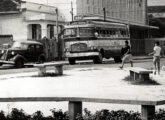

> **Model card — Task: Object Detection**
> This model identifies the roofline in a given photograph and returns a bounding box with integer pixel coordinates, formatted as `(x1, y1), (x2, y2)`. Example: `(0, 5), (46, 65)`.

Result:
(0, 11), (20, 14)
(21, 0), (57, 9)
(13, 40), (42, 45)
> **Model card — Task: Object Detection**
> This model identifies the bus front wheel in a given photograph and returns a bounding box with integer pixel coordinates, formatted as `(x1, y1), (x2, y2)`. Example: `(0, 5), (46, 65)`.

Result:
(93, 53), (103, 64)
(114, 56), (122, 63)
(0, 63), (3, 66)
(69, 58), (76, 65)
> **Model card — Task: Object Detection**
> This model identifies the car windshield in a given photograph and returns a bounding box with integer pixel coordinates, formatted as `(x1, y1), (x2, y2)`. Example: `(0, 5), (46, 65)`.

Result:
(63, 28), (77, 38)
(11, 42), (28, 49)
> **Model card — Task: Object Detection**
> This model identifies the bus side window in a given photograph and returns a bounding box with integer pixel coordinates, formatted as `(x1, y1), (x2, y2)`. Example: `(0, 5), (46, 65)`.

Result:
(107, 30), (110, 37)
(103, 30), (106, 37)
(113, 30), (117, 38)
(105, 30), (109, 37)
(100, 30), (104, 37)
(104, 30), (108, 37)
(118, 30), (122, 37)
(109, 30), (112, 38)
(111, 30), (115, 38)
(95, 30), (99, 37)
(122, 31), (126, 37)
(96, 30), (100, 37)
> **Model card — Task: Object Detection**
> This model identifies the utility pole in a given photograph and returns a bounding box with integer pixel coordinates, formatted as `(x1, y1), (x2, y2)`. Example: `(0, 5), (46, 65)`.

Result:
(55, 8), (61, 59)
(46, 0), (48, 5)
(71, 1), (74, 21)
(103, 7), (106, 21)
(55, 8), (59, 42)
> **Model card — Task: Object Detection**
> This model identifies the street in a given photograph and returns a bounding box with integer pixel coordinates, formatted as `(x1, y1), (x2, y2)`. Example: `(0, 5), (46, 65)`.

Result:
(0, 58), (165, 75)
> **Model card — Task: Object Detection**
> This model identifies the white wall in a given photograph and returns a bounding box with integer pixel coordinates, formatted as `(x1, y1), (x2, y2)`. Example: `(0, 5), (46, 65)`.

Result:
(0, 13), (28, 41)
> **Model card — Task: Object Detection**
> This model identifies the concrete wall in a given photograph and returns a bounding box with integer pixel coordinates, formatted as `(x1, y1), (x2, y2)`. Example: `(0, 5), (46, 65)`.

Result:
(0, 13), (28, 41)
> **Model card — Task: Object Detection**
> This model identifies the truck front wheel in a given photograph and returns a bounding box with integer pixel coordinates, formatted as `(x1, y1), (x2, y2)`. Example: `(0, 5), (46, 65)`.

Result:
(114, 56), (122, 63)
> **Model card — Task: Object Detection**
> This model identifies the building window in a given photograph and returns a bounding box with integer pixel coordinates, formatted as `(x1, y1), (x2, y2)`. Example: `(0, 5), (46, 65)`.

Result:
(32, 24), (37, 40)
(87, 6), (90, 13)
(87, 0), (89, 4)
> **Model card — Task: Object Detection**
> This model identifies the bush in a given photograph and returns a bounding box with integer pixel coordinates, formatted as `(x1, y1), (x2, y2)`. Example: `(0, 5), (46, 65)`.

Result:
(76, 109), (141, 120)
(50, 108), (69, 120)
(1, 108), (165, 120)
(154, 109), (165, 120)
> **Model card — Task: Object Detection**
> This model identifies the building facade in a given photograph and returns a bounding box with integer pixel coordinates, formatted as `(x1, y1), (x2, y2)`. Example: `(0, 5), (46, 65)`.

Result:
(146, 6), (165, 54)
(0, 0), (65, 41)
(76, 0), (147, 26)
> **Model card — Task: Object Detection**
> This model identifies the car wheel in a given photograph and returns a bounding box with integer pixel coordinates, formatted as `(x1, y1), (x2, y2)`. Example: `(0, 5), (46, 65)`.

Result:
(114, 56), (122, 63)
(15, 59), (24, 68)
(0, 63), (3, 66)
(38, 57), (45, 63)
(69, 58), (76, 65)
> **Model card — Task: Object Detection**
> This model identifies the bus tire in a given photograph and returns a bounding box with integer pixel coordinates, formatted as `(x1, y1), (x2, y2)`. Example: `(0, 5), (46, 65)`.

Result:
(114, 56), (122, 63)
(69, 58), (76, 65)
(93, 53), (103, 64)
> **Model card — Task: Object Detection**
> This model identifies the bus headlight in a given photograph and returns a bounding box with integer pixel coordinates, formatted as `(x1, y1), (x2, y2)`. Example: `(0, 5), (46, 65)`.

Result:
(11, 51), (15, 55)
(65, 48), (70, 52)
(1, 50), (4, 54)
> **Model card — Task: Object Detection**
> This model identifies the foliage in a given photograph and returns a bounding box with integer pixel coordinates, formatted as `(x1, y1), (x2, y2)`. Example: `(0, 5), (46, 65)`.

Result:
(154, 109), (165, 120)
(50, 108), (69, 120)
(0, 108), (165, 119)
(76, 108), (142, 120)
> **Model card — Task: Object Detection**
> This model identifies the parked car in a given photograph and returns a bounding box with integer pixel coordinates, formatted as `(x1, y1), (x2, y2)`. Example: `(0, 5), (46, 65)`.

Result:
(0, 41), (46, 68)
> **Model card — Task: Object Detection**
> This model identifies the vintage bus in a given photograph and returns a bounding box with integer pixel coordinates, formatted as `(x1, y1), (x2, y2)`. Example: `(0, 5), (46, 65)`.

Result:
(62, 20), (130, 65)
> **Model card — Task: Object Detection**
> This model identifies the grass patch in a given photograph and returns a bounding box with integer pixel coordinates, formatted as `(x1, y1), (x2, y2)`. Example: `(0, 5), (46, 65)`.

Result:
(123, 75), (160, 85)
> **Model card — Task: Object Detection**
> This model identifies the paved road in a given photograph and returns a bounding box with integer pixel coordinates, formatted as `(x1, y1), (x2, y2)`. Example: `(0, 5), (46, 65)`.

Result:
(0, 58), (165, 75)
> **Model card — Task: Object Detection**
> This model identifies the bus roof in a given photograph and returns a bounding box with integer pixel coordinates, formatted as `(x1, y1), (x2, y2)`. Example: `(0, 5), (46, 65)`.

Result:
(64, 20), (127, 29)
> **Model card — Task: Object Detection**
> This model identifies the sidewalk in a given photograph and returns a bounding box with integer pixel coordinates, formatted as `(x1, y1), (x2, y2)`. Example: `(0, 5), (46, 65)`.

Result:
(132, 55), (152, 60)
(0, 67), (165, 115)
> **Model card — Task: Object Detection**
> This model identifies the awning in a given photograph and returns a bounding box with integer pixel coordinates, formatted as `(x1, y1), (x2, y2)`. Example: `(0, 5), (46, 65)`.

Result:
(130, 24), (159, 29)
(81, 16), (159, 29)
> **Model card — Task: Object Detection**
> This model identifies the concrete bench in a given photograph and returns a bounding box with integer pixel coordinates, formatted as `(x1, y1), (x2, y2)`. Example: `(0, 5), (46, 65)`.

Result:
(0, 97), (164, 120)
(129, 67), (153, 81)
(33, 61), (67, 76)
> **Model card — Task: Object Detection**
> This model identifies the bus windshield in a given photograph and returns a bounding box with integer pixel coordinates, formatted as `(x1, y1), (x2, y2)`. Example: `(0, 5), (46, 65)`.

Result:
(63, 28), (77, 38)
(79, 27), (94, 37)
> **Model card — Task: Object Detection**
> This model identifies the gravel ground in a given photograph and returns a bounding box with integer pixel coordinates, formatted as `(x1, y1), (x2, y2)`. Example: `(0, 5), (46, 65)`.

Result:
(0, 58), (165, 116)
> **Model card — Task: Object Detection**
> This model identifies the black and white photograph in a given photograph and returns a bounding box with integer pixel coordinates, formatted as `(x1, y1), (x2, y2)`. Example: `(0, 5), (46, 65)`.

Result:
(0, 0), (165, 120)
